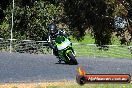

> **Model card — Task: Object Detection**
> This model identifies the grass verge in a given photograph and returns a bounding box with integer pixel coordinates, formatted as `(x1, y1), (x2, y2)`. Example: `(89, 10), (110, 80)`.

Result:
(73, 44), (132, 59)
(70, 34), (132, 59)
(0, 81), (131, 88)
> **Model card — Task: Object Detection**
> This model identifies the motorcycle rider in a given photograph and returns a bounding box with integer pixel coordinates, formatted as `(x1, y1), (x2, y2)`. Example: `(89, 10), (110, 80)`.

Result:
(47, 23), (69, 61)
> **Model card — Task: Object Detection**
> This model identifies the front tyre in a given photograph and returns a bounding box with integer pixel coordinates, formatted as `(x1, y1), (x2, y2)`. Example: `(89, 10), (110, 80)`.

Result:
(68, 52), (78, 65)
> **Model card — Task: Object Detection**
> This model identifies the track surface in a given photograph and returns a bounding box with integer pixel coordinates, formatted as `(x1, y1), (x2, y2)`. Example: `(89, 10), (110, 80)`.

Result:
(0, 52), (132, 82)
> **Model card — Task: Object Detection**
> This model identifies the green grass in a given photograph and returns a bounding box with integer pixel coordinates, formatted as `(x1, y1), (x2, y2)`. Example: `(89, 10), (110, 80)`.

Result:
(70, 34), (95, 44)
(46, 84), (132, 88)
(64, 84), (132, 88)
(70, 34), (132, 59)
(7, 82), (132, 88)
(47, 86), (58, 88)
(70, 33), (132, 45)
(9, 83), (132, 88)
(73, 45), (132, 59)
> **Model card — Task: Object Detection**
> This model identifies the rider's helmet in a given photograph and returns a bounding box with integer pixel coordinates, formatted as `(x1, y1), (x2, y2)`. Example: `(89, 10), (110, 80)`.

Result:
(48, 23), (57, 34)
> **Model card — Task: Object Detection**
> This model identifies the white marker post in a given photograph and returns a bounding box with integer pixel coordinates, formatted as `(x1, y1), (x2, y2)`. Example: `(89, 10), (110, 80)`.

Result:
(10, 0), (14, 53)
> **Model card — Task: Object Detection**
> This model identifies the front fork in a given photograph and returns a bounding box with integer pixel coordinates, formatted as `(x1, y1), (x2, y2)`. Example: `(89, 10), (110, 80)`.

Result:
(58, 44), (76, 63)
(70, 43), (76, 57)
(70, 48), (76, 57)
(69, 43), (76, 57)
(65, 47), (76, 60)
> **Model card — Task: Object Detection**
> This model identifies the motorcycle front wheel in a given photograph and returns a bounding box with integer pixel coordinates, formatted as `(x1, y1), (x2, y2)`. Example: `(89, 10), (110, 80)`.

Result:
(67, 52), (78, 65)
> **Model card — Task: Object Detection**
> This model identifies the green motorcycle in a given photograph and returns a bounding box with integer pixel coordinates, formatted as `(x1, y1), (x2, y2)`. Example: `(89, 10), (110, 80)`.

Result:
(55, 35), (78, 65)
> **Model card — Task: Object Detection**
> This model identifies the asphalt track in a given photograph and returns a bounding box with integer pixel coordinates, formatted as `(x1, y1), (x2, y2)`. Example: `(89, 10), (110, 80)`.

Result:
(0, 52), (132, 83)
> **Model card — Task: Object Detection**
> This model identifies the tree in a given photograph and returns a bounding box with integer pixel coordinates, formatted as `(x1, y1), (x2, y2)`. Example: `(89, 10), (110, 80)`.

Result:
(60, 0), (132, 46)
(1, 0), (64, 40)
(62, 0), (114, 46)
(0, 0), (132, 46)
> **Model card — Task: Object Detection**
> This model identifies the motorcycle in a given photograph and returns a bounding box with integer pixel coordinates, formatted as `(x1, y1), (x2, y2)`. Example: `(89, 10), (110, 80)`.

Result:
(55, 35), (78, 65)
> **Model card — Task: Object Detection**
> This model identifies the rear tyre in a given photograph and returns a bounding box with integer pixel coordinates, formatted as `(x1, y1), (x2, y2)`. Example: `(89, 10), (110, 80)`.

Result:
(68, 52), (78, 65)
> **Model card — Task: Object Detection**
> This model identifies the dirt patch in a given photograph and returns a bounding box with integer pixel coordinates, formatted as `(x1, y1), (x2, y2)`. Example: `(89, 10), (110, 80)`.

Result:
(0, 80), (76, 88)
(0, 80), (131, 88)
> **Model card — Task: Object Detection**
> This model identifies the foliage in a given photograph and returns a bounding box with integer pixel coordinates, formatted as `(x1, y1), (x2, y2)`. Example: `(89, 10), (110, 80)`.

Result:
(0, 21), (10, 38)
(62, 0), (132, 46)
(1, 0), (64, 40)
(0, 0), (132, 46)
